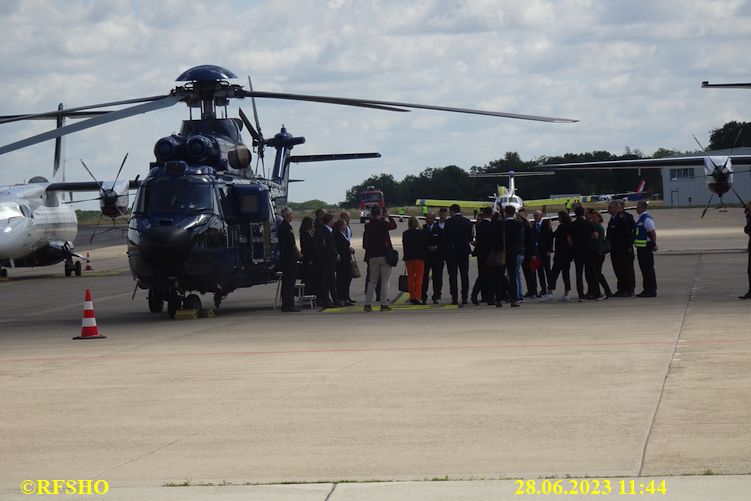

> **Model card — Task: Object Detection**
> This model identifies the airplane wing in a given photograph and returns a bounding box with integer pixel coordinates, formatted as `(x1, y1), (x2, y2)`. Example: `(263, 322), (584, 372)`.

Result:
(523, 196), (582, 207)
(45, 180), (141, 192)
(415, 198), (490, 209)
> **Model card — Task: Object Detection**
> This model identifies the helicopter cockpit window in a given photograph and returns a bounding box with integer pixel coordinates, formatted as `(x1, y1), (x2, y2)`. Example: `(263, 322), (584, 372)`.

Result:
(0, 202), (24, 220)
(143, 178), (214, 215)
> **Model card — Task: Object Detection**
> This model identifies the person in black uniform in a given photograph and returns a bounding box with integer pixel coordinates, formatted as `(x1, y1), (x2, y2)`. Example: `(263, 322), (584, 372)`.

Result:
(571, 205), (600, 301)
(278, 207), (302, 312)
(443, 204), (473, 305)
(607, 200), (636, 297)
(421, 211), (444, 304)
(314, 213), (341, 308)
(741, 203), (751, 299)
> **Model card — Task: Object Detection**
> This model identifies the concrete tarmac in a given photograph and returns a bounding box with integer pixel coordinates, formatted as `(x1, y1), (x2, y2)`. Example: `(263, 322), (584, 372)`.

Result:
(0, 208), (749, 500)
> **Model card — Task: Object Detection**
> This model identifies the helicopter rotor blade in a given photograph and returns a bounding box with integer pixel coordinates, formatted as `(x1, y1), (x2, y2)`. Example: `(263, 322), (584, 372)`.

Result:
(248, 76), (263, 139)
(0, 95), (171, 125)
(238, 108), (260, 144)
(240, 89), (577, 122)
(0, 95), (181, 155)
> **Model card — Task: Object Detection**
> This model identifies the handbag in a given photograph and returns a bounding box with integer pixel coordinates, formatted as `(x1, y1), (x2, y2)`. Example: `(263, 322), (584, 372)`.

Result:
(385, 234), (399, 266)
(350, 259), (361, 278)
(398, 271), (409, 292)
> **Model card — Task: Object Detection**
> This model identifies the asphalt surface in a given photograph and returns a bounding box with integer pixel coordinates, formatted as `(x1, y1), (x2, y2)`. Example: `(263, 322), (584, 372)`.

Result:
(0, 208), (749, 500)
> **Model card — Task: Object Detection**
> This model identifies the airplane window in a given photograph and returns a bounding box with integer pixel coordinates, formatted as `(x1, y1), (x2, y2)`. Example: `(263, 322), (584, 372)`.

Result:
(0, 202), (23, 220)
(19, 205), (32, 217)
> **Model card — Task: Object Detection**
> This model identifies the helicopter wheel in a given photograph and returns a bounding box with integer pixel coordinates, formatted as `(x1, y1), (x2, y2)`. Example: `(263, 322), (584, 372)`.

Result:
(184, 294), (201, 311)
(74, 261), (82, 276)
(167, 294), (182, 319)
(148, 288), (165, 313)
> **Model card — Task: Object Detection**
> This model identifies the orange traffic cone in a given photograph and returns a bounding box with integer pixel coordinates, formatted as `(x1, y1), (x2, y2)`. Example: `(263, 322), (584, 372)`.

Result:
(84, 252), (93, 271)
(73, 289), (106, 340)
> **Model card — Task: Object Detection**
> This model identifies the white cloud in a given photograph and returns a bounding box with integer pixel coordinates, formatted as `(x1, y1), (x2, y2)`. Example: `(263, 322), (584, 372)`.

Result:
(1, 0), (751, 205)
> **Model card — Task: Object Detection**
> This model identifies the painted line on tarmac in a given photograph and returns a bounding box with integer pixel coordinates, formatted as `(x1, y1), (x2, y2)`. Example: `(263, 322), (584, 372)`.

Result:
(2, 337), (748, 364)
(13, 291), (134, 317)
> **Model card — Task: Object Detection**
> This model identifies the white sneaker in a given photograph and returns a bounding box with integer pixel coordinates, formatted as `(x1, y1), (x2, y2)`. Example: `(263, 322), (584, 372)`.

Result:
(559, 295), (571, 302)
(540, 293), (553, 301)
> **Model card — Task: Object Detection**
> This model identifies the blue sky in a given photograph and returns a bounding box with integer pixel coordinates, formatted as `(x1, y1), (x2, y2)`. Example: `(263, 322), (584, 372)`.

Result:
(1, 0), (750, 205)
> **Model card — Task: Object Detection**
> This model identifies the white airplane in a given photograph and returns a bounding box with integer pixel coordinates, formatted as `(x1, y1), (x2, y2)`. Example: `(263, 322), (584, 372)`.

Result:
(0, 104), (131, 278)
(416, 170), (568, 215)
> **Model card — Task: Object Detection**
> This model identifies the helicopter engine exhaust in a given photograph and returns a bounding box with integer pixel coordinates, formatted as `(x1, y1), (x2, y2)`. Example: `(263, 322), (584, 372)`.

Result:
(154, 135), (183, 162)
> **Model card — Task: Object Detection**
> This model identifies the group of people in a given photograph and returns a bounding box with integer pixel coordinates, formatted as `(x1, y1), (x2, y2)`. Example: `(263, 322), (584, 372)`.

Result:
(394, 199), (659, 308)
(277, 207), (358, 312)
(277, 199), (661, 312)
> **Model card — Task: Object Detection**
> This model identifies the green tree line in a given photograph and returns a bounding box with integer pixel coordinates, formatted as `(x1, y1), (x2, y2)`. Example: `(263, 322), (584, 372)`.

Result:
(341, 121), (750, 207)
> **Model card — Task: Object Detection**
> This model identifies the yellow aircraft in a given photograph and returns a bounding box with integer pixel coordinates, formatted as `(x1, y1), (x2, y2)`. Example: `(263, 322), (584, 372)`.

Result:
(416, 171), (578, 214)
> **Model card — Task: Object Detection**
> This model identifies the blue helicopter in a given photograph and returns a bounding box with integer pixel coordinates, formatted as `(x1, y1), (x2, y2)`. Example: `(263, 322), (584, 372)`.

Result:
(0, 65), (577, 317)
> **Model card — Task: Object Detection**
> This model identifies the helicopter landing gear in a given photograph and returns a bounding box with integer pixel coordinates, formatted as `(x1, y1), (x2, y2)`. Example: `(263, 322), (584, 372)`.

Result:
(184, 294), (201, 311)
(148, 288), (164, 313)
(167, 294), (182, 319)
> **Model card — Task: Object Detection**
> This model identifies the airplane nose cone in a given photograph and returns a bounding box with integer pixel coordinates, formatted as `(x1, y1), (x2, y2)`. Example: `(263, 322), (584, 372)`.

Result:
(0, 219), (31, 259)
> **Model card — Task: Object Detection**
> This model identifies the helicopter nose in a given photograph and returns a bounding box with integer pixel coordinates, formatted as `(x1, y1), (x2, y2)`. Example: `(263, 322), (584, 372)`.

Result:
(140, 225), (192, 264)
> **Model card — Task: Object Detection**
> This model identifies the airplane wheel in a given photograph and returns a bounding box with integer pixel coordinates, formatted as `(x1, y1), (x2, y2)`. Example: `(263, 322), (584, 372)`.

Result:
(65, 266), (72, 277)
(184, 294), (201, 311)
(148, 289), (164, 313)
(213, 294), (223, 309)
(167, 295), (181, 319)
(74, 261), (82, 276)
(0, 269), (7, 278)
(360, 217), (366, 224)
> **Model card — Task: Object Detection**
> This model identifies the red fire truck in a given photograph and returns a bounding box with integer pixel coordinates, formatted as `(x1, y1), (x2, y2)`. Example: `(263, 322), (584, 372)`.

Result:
(358, 186), (385, 223)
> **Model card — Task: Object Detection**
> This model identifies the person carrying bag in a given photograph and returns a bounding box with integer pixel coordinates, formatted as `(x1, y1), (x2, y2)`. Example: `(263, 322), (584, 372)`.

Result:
(362, 206), (397, 312)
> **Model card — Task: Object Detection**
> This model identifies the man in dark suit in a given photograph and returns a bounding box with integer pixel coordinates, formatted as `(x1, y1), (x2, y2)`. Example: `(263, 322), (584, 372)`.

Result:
(314, 213), (341, 308)
(421, 211), (445, 304)
(443, 204), (473, 305)
(607, 200), (636, 296)
(278, 207), (302, 312)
